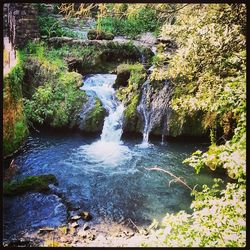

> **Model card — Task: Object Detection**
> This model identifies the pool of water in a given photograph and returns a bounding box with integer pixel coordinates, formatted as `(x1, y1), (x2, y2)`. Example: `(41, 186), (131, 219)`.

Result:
(3, 131), (225, 239)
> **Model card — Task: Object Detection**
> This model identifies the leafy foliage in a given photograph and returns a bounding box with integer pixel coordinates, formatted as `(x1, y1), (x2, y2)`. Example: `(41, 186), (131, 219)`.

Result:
(152, 4), (246, 141)
(58, 3), (164, 39)
(100, 6), (160, 39)
(3, 51), (29, 156)
(143, 179), (245, 247)
(143, 4), (246, 247)
(37, 10), (85, 39)
(22, 42), (86, 128)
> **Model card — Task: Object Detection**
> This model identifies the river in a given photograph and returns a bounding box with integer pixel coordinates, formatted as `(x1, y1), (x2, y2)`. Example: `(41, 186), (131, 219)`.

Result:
(3, 74), (225, 240)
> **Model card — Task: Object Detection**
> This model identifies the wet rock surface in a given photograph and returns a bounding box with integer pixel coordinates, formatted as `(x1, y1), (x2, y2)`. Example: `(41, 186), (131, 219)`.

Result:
(3, 220), (153, 247)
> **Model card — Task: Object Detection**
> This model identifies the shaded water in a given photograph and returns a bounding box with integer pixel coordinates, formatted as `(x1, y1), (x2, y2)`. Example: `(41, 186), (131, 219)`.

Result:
(3, 131), (224, 239)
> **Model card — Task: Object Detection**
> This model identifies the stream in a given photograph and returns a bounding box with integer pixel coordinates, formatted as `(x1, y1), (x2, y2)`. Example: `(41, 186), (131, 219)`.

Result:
(3, 74), (225, 240)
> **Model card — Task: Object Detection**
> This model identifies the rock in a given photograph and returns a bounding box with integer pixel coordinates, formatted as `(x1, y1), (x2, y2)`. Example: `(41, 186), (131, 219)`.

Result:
(60, 236), (72, 243)
(38, 227), (54, 234)
(70, 215), (81, 221)
(87, 233), (96, 241)
(87, 29), (114, 40)
(77, 228), (88, 238)
(123, 230), (135, 238)
(79, 211), (92, 221)
(58, 226), (69, 235)
(113, 64), (131, 89)
(82, 223), (90, 231)
(69, 227), (76, 235)
(139, 46), (154, 64)
(6, 238), (40, 247)
(140, 228), (149, 236)
(76, 96), (106, 133)
(3, 174), (58, 196)
(71, 222), (79, 228)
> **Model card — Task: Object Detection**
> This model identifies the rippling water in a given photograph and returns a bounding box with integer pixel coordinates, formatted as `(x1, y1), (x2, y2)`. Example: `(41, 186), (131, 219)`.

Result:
(3, 131), (224, 239)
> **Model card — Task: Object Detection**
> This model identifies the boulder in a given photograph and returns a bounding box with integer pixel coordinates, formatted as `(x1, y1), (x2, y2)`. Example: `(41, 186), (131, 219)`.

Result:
(113, 64), (131, 89)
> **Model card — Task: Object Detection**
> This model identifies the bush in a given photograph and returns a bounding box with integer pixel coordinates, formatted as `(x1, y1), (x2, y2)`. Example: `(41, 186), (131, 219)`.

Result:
(100, 6), (159, 39)
(3, 51), (29, 156)
(22, 42), (86, 128)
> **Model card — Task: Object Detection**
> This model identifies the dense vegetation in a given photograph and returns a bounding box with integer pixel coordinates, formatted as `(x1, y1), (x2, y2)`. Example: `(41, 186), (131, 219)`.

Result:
(3, 52), (28, 156)
(144, 4), (246, 247)
(21, 42), (86, 128)
(58, 3), (163, 39)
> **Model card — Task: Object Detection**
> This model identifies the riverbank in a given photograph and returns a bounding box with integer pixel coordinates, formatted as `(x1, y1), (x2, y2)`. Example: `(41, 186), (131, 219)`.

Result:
(4, 220), (154, 247)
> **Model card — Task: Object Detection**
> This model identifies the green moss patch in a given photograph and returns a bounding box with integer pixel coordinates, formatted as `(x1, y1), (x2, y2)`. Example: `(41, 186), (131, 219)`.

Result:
(3, 174), (58, 196)
(115, 63), (146, 132)
(87, 29), (114, 40)
(84, 98), (107, 132)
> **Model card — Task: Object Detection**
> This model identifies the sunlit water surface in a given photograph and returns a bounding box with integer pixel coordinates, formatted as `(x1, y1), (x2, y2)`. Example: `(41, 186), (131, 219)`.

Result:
(3, 131), (224, 239)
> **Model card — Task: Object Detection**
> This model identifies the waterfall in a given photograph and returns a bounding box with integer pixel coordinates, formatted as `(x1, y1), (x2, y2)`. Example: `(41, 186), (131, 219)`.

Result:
(137, 79), (172, 145)
(137, 79), (152, 144)
(80, 74), (130, 165)
(80, 74), (124, 143)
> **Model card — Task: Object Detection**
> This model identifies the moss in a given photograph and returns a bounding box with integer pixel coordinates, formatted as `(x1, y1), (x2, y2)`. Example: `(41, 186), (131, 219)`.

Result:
(4, 55), (25, 102)
(87, 29), (114, 40)
(168, 110), (207, 137)
(84, 98), (106, 132)
(124, 94), (140, 119)
(48, 41), (142, 74)
(3, 51), (29, 157)
(22, 42), (86, 129)
(3, 174), (58, 196)
(115, 63), (146, 132)
(116, 63), (146, 101)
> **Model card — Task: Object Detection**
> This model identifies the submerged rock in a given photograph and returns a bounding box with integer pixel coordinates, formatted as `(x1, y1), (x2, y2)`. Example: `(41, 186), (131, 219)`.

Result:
(3, 174), (58, 196)
(38, 227), (55, 234)
(80, 211), (92, 221)
(70, 215), (81, 221)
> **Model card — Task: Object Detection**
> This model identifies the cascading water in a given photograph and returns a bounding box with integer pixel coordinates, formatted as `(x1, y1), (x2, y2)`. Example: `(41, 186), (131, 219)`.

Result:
(137, 79), (173, 146)
(137, 79), (152, 146)
(80, 74), (130, 164)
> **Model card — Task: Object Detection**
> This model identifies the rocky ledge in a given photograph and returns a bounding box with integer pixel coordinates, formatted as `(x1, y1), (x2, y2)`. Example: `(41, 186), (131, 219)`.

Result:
(3, 218), (157, 247)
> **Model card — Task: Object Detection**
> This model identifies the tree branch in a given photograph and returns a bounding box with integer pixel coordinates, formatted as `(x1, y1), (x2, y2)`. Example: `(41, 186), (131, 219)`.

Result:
(145, 166), (193, 191)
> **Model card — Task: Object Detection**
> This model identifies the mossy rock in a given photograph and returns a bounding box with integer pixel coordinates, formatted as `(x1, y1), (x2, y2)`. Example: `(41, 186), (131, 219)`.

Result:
(3, 174), (58, 196)
(168, 110), (207, 137)
(113, 64), (131, 89)
(83, 98), (107, 133)
(114, 63), (146, 133)
(87, 29), (114, 40)
(139, 46), (154, 64)
(115, 63), (147, 94)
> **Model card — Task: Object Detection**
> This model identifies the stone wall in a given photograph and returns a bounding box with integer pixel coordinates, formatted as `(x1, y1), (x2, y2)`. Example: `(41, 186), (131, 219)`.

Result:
(4, 3), (39, 48)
